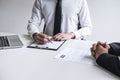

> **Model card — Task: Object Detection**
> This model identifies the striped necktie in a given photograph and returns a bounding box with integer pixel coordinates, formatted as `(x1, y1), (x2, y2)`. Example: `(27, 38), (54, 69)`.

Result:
(53, 0), (62, 35)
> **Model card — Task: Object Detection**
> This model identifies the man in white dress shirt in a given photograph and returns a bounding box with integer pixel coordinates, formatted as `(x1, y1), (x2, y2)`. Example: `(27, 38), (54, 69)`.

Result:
(27, 0), (92, 44)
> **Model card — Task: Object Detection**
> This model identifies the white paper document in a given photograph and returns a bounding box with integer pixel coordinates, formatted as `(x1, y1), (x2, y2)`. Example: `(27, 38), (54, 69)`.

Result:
(55, 41), (95, 65)
(27, 40), (66, 50)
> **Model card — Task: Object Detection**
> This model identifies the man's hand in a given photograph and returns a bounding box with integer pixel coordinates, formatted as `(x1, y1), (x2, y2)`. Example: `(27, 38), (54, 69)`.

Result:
(91, 41), (110, 59)
(53, 32), (75, 41)
(33, 33), (52, 44)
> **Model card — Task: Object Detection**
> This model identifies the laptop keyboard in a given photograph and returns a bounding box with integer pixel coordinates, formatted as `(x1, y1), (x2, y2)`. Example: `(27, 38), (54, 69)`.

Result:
(0, 36), (10, 47)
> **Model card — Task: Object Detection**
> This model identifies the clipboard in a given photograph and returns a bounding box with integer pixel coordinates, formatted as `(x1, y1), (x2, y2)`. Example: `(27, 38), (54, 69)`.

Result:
(27, 40), (66, 50)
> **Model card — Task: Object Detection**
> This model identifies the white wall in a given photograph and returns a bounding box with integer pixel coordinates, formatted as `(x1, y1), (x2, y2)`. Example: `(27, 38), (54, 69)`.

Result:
(87, 0), (120, 42)
(0, 0), (34, 34)
(0, 0), (120, 42)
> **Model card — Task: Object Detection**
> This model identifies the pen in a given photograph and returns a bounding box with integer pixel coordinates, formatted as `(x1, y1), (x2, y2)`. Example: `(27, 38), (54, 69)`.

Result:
(48, 39), (53, 44)
(47, 37), (53, 44)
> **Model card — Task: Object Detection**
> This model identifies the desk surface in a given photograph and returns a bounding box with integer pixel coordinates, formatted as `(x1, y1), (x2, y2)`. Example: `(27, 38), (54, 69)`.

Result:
(0, 32), (119, 80)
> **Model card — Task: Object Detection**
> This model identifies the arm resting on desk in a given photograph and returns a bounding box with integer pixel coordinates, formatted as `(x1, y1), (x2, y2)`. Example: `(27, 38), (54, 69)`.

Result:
(96, 54), (120, 77)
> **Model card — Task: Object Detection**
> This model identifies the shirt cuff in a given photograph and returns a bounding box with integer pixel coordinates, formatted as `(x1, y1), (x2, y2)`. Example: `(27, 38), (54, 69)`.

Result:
(73, 27), (92, 39)
(118, 56), (120, 61)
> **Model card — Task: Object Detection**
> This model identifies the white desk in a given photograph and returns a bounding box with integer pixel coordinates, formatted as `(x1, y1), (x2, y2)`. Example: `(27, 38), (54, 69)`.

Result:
(0, 33), (119, 80)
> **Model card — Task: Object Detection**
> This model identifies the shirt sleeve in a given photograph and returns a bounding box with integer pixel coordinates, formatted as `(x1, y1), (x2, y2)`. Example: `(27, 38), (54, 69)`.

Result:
(27, 0), (43, 38)
(74, 0), (92, 39)
(96, 53), (120, 77)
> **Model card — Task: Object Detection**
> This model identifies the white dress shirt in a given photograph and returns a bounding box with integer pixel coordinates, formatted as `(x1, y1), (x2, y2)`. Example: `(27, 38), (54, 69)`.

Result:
(27, 0), (92, 39)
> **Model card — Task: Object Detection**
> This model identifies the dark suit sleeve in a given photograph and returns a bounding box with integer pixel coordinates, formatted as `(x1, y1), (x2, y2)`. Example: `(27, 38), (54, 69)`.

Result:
(109, 42), (120, 56)
(96, 53), (120, 77)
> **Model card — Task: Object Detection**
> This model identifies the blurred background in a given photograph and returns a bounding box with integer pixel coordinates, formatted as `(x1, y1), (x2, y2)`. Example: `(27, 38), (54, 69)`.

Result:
(0, 0), (120, 42)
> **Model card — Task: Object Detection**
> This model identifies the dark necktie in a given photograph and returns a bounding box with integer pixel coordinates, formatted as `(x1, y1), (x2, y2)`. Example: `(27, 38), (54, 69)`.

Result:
(53, 0), (62, 35)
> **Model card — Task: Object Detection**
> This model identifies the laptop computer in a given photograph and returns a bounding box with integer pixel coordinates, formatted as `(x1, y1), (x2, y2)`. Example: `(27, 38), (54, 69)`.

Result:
(0, 35), (23, 50)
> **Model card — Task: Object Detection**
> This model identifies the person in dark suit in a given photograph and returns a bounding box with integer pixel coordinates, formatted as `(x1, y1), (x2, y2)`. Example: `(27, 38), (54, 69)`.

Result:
(91, 41), (120, 77)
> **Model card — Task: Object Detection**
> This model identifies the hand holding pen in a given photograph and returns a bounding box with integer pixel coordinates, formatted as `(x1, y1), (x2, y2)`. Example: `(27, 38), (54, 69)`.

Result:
(33, 33), (53, 44)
